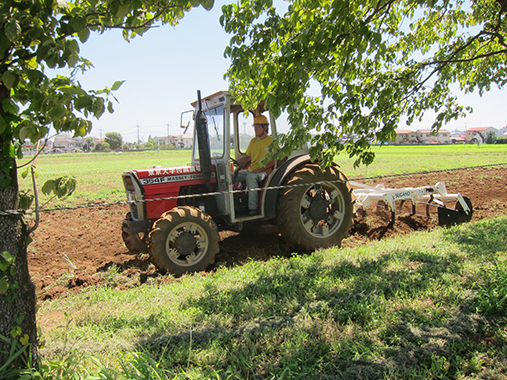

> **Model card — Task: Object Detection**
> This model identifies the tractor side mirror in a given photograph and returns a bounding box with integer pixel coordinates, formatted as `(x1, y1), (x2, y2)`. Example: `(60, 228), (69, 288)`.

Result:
(180, 110), (194, 134)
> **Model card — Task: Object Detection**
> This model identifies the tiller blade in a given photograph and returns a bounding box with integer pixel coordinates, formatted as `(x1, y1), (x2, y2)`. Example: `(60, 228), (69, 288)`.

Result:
(436, 196), (474, 227)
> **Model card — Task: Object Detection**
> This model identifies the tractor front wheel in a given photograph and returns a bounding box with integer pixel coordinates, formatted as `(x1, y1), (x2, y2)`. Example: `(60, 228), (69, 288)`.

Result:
(149, 206), (220, 275)
(277, 164), (353, 252)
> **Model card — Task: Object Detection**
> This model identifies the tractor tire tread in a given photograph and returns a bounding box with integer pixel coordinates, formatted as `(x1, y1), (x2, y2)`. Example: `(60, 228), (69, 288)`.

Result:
(149, 206), (219, 276)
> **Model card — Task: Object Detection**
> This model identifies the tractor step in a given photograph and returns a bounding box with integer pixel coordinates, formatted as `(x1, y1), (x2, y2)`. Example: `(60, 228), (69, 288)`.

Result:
(350, 181), (473, 227)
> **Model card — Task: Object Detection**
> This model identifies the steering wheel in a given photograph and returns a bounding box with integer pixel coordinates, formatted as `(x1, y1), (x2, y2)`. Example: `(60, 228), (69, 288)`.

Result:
(231, 158), (240, 167)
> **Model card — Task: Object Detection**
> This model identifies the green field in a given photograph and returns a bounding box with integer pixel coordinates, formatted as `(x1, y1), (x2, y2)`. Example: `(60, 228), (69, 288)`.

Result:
(18, 144), (507, 208)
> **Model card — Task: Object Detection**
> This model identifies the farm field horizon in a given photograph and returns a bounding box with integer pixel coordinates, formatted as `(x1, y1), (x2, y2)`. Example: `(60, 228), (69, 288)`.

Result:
(18, 144), (507, 207)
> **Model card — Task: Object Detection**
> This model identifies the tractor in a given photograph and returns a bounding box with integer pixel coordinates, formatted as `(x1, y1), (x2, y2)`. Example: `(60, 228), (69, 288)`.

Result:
(121, 90), (354, 275)
(121, 90), (473, 275)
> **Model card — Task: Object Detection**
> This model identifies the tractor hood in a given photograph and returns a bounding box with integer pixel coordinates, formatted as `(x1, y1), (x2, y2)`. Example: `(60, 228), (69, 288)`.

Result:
(124, 164), (217, 220)
(133, 165), (215, 186)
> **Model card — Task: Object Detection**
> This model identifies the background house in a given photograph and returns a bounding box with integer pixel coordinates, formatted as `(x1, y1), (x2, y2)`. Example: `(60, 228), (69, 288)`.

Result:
(393, 130), (418, 144)
(167, 135), (193, 149)
(414, 129), (451, 144)
(450, 130), (466, 143)
(465, 127), (498, 143)
(391, 129), (450, 144)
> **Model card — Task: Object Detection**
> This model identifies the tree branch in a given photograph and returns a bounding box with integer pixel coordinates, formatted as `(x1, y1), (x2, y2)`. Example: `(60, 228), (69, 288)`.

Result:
(85, 3), (182, 31)
(426, 48), (507, 65)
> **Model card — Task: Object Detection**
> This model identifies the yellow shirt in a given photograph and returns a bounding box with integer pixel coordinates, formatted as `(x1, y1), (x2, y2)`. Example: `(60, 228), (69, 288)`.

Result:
(246, 135), (273, 172)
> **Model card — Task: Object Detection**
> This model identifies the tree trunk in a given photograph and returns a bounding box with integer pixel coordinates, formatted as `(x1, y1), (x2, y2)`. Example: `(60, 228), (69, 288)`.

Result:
(0, 92), (38, 367)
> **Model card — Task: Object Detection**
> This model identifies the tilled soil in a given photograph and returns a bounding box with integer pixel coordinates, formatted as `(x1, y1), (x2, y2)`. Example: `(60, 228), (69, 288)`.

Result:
(28, 166), (507, 301)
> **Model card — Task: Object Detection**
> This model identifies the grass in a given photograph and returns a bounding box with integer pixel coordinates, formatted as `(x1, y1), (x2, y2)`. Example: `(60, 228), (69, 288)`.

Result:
(18, 150), (193, 206)
(15, 144), (507, 208)
(335, 144), (507, 179)
(36, 217), (507, 379)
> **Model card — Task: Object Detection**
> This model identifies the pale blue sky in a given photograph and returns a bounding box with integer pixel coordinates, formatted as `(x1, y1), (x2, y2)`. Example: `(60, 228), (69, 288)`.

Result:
(60, 2), (506, 142)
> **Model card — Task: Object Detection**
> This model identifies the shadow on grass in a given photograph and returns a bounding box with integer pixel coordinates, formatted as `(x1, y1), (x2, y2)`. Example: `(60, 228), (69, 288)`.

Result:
(442, 216), (507, 258)
(127, 218), (507, 378)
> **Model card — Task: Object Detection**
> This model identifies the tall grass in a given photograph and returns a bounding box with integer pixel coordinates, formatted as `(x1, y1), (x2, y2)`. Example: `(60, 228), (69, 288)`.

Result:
(37, 217), (507, 379)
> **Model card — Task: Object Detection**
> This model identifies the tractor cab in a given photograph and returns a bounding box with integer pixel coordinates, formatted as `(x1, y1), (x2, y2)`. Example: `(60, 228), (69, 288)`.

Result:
(185, 90), (305, 227)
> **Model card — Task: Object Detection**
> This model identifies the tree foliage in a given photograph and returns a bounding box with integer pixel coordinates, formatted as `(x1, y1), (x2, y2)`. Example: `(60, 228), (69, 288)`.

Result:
(1, 0), (214, 185)
(0, 0), (214, 369)
(221, 0), (507, 167)
(83, 136), (95, 151)
(485, 130), (497, 143)
(105, 131), (123, 150)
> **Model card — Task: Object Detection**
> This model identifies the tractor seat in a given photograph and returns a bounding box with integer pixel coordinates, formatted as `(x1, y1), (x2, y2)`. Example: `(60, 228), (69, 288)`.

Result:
(233, 181), (248, 191)
(232, 175), (268, 191)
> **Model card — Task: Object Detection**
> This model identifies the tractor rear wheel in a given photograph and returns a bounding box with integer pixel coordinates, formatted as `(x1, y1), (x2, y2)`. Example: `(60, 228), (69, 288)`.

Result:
(277, 164), (353, 252)
(149, 206), (220, 276)
(122, 212), (148, 253)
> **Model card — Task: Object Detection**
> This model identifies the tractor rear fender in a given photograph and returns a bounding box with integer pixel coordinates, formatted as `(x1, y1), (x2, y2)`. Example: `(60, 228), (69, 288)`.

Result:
(263, 154), (313, 220)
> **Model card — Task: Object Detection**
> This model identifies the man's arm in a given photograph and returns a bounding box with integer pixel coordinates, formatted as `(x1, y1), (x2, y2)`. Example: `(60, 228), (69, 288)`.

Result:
(251, 159), (274, 173)
(236, 154), (251, 169)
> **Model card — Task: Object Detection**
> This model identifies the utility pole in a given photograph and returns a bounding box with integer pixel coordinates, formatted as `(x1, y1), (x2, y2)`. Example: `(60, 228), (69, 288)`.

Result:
(137, 124), (140, 144)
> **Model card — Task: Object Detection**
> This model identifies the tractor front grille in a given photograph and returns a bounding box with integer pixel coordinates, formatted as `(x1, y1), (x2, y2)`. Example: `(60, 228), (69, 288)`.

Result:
(123, 173), (141, 220)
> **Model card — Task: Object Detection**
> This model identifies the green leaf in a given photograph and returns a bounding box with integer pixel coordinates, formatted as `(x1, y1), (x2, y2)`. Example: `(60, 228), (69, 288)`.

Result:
(10, 326), (22, 339)
(91, 98), (105, 118)
(0, 31), (10, 60)
(0, 115), (6, 134)
(2, 71), (18, 90)
(0, 279), (8, 295)
(200, 0), (214, 11)
(21, 167), (30, 179)
(5, 20), (21, 42)
(55, 176), (76, 197)
(42, 177), (76, 198)
(19, 191), (34, 210)
(64, 39), (80, 67)
(69, 16), (87, 33)
(0, 251), (15, 272)
(73, 120), (91, 137)
(19, 334), (29, 346)
(19, 125), (37, 142)
(111, 80), (125, 91)
(2, 98), (19, 115)
(27, 69), (44, 86)
(41, 179), (55, 196)
(78, 28), (90, 43)
(14, 313), (25, 325)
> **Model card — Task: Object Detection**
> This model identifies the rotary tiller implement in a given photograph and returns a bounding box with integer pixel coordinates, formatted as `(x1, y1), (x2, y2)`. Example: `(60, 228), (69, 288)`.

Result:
(350, 181), (473, 227)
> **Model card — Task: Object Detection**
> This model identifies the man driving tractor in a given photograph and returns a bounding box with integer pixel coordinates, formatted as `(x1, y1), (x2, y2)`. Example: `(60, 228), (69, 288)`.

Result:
(234, 114), (274, 215)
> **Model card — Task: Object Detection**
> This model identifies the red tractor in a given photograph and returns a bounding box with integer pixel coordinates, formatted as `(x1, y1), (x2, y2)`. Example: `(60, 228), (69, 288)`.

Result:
(121, 90), (354, 275)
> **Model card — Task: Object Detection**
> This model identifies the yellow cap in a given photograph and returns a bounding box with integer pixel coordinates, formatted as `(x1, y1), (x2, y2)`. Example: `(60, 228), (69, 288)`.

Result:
(253, 115), (269, 125)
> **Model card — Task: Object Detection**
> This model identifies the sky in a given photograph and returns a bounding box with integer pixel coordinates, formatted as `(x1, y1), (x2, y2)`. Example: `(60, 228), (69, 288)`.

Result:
(53, 1), (507, 143)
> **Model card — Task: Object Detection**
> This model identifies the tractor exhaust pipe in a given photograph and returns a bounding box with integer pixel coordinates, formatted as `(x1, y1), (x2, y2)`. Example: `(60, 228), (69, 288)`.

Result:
(195, 90), (212, 190)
